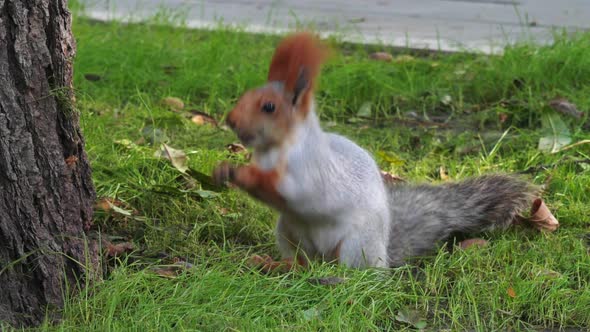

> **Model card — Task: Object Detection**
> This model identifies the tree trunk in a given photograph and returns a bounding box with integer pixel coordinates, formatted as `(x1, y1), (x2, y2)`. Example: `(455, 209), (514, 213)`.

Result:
(0, 0), (96, 327)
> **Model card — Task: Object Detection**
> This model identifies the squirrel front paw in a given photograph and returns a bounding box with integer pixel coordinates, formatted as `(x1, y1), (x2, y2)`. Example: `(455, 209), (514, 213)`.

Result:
(212, 162), (237, 186)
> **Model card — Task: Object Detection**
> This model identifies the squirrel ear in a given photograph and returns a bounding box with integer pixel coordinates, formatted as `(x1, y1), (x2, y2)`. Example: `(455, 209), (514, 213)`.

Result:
(291, 67), (309, 105)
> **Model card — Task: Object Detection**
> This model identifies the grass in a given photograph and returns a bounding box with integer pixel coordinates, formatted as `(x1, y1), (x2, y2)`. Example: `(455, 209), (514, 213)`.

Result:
(27, 6), (590, 331)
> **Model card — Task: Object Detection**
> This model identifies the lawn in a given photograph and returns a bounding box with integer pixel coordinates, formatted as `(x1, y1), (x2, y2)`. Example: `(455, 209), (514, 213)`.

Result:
(33, 6), (590, 331)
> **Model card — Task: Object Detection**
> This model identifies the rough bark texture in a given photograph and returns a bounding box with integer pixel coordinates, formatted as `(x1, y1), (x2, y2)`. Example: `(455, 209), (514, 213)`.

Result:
(0, 0), (96, 327)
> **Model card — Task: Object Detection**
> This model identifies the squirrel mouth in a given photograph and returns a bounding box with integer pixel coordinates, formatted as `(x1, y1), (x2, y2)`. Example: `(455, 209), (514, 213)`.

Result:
(237, 132), (255, 145)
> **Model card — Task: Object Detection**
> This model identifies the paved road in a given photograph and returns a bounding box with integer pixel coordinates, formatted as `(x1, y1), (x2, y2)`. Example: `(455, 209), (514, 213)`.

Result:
(79, 0), (590, 53)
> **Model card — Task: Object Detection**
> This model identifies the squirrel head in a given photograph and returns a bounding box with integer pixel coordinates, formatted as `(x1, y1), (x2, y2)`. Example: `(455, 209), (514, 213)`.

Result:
(225, 32), (329, 150)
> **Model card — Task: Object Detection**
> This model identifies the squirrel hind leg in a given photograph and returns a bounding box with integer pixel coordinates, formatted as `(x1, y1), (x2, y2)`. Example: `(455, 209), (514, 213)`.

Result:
(338, 236), (389, 269)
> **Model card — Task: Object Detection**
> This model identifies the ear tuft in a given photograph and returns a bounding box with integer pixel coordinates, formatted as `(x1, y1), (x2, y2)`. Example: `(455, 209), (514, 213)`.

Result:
(292, 67), (308, 105)
(267, 32), (330, 109)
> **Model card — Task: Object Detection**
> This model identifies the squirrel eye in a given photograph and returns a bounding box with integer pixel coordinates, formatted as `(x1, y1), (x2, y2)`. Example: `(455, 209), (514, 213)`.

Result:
(261, 102), (275, 114)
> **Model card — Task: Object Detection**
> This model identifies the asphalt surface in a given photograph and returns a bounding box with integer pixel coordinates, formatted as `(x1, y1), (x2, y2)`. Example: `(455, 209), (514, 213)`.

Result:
(79, 0), (590, 53)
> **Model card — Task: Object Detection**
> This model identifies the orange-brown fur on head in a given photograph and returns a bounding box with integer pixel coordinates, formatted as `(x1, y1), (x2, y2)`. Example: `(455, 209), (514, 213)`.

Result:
(225, 32), (330, 151)
(267, 32), (330, 112)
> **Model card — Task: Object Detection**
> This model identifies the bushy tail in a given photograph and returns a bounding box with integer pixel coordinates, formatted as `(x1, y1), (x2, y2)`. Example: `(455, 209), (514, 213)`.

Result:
(387, 174), (539, 266)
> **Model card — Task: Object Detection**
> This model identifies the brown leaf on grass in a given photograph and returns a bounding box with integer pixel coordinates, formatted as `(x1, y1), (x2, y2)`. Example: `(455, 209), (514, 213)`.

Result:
(94, 198), (112, 212)
(105, 241), (134, 257)
(380, 171), (406, 185)
(394, 54), (416, 63)
(247, 255), (300, 274)
(498, 112), (509, 123)
(369, 52), (393, 62)
(162, 65), (178, 75)
(548, 98), (585, 119)
(527, 198), (559, 232)
(114, 139), (140, 151)
(84, 73), (102, 81)
(507, 287), (516, 298)
(458, 238), (489, 249)
(395, 308), (428, 330)
(154, 144), (188, 173)
(226, 143), (247, 154)
(512, 78), (525, 90)
(151, 259), (194, 278)
(530, 267), (562, 279)
(439, 166), (449, 181)
(94, 197), (132, 214)
(189, 110), (218, 126)
(172, 257), (195, 269)
(152, 267), (178, 278)
(161, 97), (185, 112)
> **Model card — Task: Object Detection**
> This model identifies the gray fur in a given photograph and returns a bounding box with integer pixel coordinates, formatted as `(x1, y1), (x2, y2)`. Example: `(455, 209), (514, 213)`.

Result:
(387, 175), (539, 266)
(254, 104), (539, 269)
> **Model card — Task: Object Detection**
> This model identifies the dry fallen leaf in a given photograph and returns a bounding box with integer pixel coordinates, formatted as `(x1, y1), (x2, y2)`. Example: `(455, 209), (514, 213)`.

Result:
(247, 255), (300, 274)
(151, 258), (194, 278)
(357, 102), (372, 117)
(439, 166), (449, 181)
(301, 307), (321, 321)
(530, 267), (562, 279)
(105, 241), (134, 257)
(377, 151), (405, 167)
(507, 287), (516, 298)
(94, 197), (130, 213)
(538, 112), (572, 153)
(94, 198), (112, 212)
(151, 267), (178, 278)
(395, 308), (428, 330)
(498, 112), (509, 124)
(369, 52), (393, 62)
(154, 144), (188, 173)
(141, 125), (169, 145)
(161, 97), (185, 112)
(161, 65), (178, 75)
(84, 73), (102, 81)
(394, 54), (416, 63)
(189, 110), (218, 126)
(172, 257), (195, 269)
(548, 98), (585, 119)
(380, 171), (406, 184)
(226, 143), (247, 154)
(114, 139), (140, 151)
(458, 238), (489, 249)
(527, 198), (559, 232)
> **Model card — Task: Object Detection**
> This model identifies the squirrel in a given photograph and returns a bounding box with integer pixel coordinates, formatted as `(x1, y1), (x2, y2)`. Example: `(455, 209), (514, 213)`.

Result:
(212, 32), (539, 269)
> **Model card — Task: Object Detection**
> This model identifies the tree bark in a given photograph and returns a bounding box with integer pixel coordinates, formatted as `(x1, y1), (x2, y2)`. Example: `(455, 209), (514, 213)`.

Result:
(0, 0), (96, 327)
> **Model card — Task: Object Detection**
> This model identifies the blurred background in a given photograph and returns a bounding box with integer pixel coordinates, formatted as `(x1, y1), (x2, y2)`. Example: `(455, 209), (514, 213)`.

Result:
(77, 0), (589, 53)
